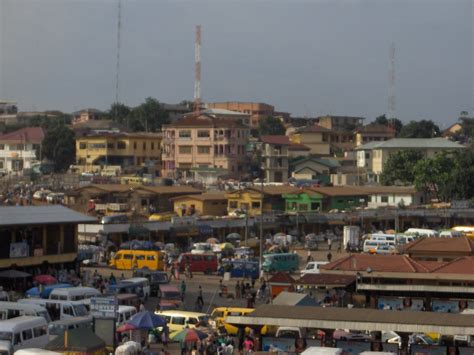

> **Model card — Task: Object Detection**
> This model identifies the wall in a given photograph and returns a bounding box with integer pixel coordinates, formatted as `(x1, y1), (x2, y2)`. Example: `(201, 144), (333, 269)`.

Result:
(327, 195), (366, 211)
(173, 198), (228, 216)
(296, 132), (330, 155)
(284, 193), (323, 213)
(0, 143), (38, 173)
(367, 194), (415, 208)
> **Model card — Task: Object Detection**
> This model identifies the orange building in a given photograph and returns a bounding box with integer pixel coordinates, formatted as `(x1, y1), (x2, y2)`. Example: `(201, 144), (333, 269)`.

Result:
(206, 102), (274, 128)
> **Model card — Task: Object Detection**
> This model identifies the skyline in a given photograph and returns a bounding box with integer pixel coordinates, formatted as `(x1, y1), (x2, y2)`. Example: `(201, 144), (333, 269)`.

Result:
(0, 0), (473, 127)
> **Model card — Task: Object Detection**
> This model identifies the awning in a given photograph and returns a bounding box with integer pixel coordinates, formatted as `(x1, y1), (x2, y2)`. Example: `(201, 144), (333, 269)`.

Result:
(199, 225), (213, 235)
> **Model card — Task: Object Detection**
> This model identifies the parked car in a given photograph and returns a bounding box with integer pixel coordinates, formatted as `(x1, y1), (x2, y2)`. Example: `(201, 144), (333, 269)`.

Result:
(133, 270), (169, 296)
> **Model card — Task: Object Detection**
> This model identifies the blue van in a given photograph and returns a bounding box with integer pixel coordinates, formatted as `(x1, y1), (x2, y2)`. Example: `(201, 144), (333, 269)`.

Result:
(262, 253), (299, 273)
(218, 260), (259, 279)
(26, 284), (72, 299)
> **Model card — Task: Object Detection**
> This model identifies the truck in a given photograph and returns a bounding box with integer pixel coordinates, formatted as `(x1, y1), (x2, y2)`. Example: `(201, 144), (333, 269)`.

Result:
(343, 226), (360, 252)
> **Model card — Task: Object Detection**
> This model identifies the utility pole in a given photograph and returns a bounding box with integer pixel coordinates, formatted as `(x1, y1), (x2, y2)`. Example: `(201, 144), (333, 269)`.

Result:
(388, 42), (396, 133)
(259, 175), (264, 273)
(194, 25), (201, 114)
(115, 0), (122, 120)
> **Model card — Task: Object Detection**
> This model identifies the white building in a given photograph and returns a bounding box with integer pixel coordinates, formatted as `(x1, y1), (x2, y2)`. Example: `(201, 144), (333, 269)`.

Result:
(0, 127), (44, 174)
(359, 186), (426, 208)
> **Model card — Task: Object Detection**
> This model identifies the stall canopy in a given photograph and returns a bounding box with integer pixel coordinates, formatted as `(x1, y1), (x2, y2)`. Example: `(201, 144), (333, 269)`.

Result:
(45, 328), (106, 353)
(272, 291), (318, 307)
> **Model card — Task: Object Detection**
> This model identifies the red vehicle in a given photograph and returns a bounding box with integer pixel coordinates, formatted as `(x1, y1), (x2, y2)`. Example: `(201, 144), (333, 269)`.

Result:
(177, 253), (218, 274)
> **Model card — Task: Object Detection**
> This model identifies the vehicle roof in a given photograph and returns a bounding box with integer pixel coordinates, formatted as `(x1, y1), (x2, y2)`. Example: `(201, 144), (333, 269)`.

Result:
(118, 305), (137, 312)
(264, 253), (298, 257)
(157, 310), (207, 317)
(159, 285), (179, 291)
(50, 287), (100, 295)
(0, 301), (46, 311)
(117, 250), (160, 254)
(123, 277), (148, 282)
(48, 316), (92, 325)
(115, 293), (138, 300)
(181, 252), (216, 256)
(19, 298), (87, 305)
(0, 316), (46, 330)
(212, 307), (254, 312)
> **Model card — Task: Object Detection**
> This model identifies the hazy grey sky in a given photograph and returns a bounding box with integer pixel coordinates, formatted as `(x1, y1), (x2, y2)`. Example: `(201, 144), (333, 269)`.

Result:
(0, 0), (472, 126)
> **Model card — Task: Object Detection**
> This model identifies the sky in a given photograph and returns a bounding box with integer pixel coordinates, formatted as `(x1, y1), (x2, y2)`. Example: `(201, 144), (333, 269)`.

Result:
(0, 0), (472, 127)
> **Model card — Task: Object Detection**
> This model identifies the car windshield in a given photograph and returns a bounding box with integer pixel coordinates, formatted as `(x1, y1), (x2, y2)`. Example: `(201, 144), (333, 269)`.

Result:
(74, 304), (88, 317)
(163, 291), (180, 299)
(198, 316), (209, 325)
(0, 332), (12, 341)
(151, 273), (168, 282)
(48, 324), (64, 336)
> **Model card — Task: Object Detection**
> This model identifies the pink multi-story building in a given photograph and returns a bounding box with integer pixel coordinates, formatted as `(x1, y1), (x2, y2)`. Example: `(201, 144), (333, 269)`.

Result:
(161, 114), (250, 182)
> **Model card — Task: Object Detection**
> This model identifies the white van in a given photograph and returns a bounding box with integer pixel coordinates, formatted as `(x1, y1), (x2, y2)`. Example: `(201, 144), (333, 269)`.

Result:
(405, 228), (438, 238)
(122, 278), (150, 300)
(48, 317), (92, 340)
(0, 287), (9, 302)
(49, 287), (100, 302)
(154, 311), (209, 332)
(369, 234), (396, 246)
(301, 262), (328, 275)
(0, 316), (49, 353)
(117, 306), (137, 327)
(396, 235), (415, 245)
(0, 302), (51, 323)
(18, 299), (88, 321)
(363, 240), (388, 253)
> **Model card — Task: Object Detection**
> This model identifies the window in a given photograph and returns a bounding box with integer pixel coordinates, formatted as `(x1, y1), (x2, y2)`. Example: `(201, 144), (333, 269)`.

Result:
(107, 143), (114, 149)
(252, 201), (261, 209)
(63, 305), (74, 316)
(172, 317), (186, 325)
(151, 142), (155, 150)
(143, 142), (146, 150)
(14, 144), (25, 151)
(311, 202), (320, 211)
(89, 143), (106, 149)
(14, 333), (21, 345)
(179, 146), (192, 154)
(79, 142), (86, 149)
(299, 204), (308, 211)
(197, 130), (210, 138)
(33, 326), (46, 337)
(197, 146), (210, 154)
(133, 142), (137, 150)
(179, 130), (191, 138)
(147, 255), (155, 261)
(381, 196), (389, 203)
(187, 317), (198, 325)
(22, 329), (33, 341)
(123, 254), (133, 260)
(117, 141), (126, 149)
(136, 255), (145, 260)
(229, 201), (238, 209)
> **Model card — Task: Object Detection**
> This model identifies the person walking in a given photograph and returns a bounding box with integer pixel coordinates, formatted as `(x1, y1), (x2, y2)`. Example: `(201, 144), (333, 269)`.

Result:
(169, 264), (176, 280)
(327, 252), (332, 262)
(306, 250), (312, 263)
(327, 238), (332, 250)
(180, 280), (186, 302)
(197, 285), (204, 308)
(235, 281), (241, 299)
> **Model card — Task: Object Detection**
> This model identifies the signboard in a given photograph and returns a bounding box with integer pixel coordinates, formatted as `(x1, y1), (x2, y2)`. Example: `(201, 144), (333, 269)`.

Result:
(94, 317), (116, 348)
(171, 216), (197, 227)
(90, 297), (118, 318)
(452, 200), (471, 209)
(9, 242), (29, 258)
(254, 215), (277, 224)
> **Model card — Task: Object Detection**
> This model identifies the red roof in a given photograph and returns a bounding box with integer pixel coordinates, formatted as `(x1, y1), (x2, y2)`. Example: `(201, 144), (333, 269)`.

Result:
(401, 237), (474, 255)
(0, 127), (45, 144)
(260, 135), (291, 145)
(296, 274), (356, 286)
(268, 272), (295, 284)
(296, 124), (331, 133)
(430, 257), (474, 274)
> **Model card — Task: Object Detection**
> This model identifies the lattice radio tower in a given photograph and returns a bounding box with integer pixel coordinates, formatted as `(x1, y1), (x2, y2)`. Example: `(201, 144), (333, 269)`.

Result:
(194, 25), (202, 113)
(388, 43), (396, 129)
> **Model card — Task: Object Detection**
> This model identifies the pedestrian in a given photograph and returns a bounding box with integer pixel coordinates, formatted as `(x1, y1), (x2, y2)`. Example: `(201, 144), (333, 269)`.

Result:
(235, 281), (241, 299)
(180, 280), (186, 302)
(327, 252), (332, 262)
(169, 264), (176, 280)
(197, 285), (204, 307)
(185, 262), (193, 279)
(328, 238), (332, 250)
(243, 336), (254, 354)
(161, 327), (168, 348)
(139, 302), (146, 312)
(306, 250), (312, 263)
(109, 273), (116, 285)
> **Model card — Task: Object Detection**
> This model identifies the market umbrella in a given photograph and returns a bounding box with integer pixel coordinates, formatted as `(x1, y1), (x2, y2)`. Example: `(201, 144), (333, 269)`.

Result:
(45, 328), (106, 353)
(0, 269), (31, 279)
(226, 233), (241, 241)
(116, 323), (138, 333)
(127, 311), (166, 329)
(170, 328), (208, 343)
(220, 243), (234, 250)
(34, 274), (57, 285)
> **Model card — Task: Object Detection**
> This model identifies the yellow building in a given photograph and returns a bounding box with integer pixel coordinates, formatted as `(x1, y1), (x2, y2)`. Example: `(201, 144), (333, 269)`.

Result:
(75, 132), (162, 171)
(289, 125), (332, 156)
(171, 193), (228, 217)
(226, 186), (298, 216)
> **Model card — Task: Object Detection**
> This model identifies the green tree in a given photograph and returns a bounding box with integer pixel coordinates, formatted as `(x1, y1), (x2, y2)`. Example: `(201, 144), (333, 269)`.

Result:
(374, 114), (403, 135)
(108, 102), (131, 124)
(129, 97), (169, 132)
(451, 145), (474, 199)
(41, 123), (76, 172)
(399, 120), (440, 138)
(414, 152), (455, 202)
(257, 116), (286, 136)
(380, 150), (424, 185)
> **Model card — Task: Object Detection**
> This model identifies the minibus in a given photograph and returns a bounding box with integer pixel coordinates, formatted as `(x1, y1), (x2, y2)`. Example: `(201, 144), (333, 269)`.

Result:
(117, 306), (137, 327)
(110, 250), (165, 271)
(121, 278), (150, 300)
(0, 316), (49, 352)
(177, 253), (218, 274)
(405, 228), (438, 237)
(218, 260), (259, 279)
(262, 253), (299, 273)
(157, 285), (182, 308)
(49, 287), (100, 301)
(18, 299), (88, 321)
(363, 240), (388, 254)
(154, 311), (209, 332)
(0, 302), (51, 323)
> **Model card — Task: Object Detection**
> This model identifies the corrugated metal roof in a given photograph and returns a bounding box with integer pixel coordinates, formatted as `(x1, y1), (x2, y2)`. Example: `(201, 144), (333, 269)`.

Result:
(0, 206), (97, 226)
(356, 138), (465, 150)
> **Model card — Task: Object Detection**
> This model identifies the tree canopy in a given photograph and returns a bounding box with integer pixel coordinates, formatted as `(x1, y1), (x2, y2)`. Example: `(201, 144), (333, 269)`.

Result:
(399, 120), (440, 138)
(257, 116), (286, 136)
(380, 150), (424, 186)
(41, 122), (76, 172)
(374, 115), (403, 135)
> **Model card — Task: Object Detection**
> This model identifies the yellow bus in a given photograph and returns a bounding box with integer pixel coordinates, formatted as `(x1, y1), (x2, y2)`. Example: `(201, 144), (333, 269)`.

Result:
(110, 250), (165, 271)
(120, 176), (143, 185)
(148, 212), (176, 222)
(452, 226), (474, 239)
(210, 307), (268, 335)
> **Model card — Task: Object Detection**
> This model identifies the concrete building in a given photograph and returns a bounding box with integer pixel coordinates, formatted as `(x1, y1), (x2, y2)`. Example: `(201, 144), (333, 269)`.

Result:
(161, 114), (250, 182)
(260, 135), (290, 183)
(354, 123), (396, 147)
(355, 138), (466, 182)
(289, 125), (332, 156)
(198, 108), (251, 127)
(171, 193), (228, 217)
(290, 156), (340, 183)
(72, 108), (104, 125)
(75, 132), (162, 172)
(315, 115), (364, 131)
(206, 101), (274, 128)
(0, 205), (95, 271)
(0, 127), (44, 175)
(0, 100), (18, 125)
(361, 185), (426, 208)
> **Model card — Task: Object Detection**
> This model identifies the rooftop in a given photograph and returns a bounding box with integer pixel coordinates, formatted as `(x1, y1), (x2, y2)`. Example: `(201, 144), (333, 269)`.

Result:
(401, 236), (474, 255)
(165, 114), (247, 128)
(0, 127), (44, 144)
(203, 108), (249, 116)
(357, 186), (417, 194)
(268, 272), (295, 284)
(170, 192), (227, 202)
(355, 137), (466, 150)
(260, 135), (291, 145)
(308, 186), (368, 197)
(0, 205), (96, 226)
(295, 124), (331, 133)
(354, 124), (396, 134)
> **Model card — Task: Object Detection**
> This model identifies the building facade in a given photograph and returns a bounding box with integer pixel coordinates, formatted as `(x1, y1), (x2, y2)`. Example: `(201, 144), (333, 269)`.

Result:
(171, 193), (228, 217)
(75, 132), (162, 172)
(0, 127), (44, 175)
(72, 108), (104, 125)
(354, 124), (396, 147)
(161, 115), (250, 181)
(206, 102), (274, 128)
(315, 115), (364, 131)
(289, 125), (332, 156)
(260, 136), (290, 183)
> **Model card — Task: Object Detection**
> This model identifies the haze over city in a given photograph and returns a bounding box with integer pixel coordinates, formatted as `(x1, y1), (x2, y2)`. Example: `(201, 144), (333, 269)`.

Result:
(0, 0), (473, 126)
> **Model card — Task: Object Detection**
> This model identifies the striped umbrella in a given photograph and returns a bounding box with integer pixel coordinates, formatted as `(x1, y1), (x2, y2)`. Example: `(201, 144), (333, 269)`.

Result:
(170, 328), (208, 343)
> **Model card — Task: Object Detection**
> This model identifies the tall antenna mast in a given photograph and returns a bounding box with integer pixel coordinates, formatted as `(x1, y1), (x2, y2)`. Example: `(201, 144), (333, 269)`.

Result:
(115, 0), (122, 109)
(388, 42), (396, 121)
(194, 25), (201, 114)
